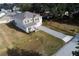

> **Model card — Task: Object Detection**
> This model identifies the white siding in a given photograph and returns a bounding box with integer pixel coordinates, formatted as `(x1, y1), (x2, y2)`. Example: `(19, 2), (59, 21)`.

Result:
(34, 16), (42, 28)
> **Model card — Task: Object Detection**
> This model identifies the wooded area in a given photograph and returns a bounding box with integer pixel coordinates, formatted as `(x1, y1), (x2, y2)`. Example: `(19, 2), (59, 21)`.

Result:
(15, 3), (79, 26)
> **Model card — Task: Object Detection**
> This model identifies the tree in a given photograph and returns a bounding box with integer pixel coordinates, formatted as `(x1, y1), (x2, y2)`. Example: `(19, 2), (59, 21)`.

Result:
(16, 3), (32, 12)
(15, 3), (79, 24)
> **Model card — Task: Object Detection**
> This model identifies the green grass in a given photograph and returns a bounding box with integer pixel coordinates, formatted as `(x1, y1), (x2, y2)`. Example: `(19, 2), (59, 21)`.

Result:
(33, 31), (65, 55)
(43, 20), (79, 36)
(0, 24), (65, 55)
(12, 31), (64, 55)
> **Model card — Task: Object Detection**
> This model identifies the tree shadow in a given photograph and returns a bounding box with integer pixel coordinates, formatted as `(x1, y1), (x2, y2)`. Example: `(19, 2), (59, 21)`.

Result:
(51, 15), (79, 26)
(7, 48), (42, 56)
(54, 19), (79, 26)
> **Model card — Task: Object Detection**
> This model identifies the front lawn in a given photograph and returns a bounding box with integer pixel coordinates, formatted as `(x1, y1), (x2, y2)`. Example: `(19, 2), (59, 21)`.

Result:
(0, 23), (64, 55)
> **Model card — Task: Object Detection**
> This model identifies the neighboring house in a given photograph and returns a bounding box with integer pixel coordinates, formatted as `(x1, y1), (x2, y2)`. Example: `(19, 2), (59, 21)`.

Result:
(64, 11), (69, 16)
(11, 12), (42, 33)
(1, 9), (12, 13)
(0, 12), (6, 18)
(0, 12), (11, 24)
(13, 6), (20, 12)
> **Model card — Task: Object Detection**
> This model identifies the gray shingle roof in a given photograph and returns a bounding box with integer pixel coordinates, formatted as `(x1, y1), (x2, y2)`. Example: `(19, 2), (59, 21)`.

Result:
(24, 12), (39, 18)
(12, 11), (40, 20)
(13, 13), (25, 20)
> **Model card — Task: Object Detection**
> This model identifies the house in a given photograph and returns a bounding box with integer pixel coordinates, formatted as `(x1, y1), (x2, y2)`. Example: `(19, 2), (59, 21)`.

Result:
(11, 12), (42, 33)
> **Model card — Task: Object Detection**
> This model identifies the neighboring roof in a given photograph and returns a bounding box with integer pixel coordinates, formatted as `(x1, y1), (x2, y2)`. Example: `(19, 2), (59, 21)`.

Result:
(0, 12), (6, 18)
(7, 12), (16, 16)
(0, 15), (10, 21)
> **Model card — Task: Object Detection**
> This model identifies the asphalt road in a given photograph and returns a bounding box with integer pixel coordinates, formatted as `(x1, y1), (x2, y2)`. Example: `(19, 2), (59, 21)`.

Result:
(54, 35), (78, 56)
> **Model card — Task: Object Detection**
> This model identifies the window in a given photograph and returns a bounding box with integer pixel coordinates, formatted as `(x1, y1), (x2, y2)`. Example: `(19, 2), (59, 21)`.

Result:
(25, 20), (27, 23)
(25, 20), (29, 24)
(30, 19), (33, 23)
(35, 18), (39, 22)
(27, 20), (29, 23)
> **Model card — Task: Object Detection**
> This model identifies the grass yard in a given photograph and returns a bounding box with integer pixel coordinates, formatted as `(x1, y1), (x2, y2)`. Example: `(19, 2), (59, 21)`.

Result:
(43, 20), (79, 36)
(0, 23), (64, 55)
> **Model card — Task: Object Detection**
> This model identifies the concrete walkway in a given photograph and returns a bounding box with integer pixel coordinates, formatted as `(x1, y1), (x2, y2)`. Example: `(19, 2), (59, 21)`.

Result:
(38, 26), (73, 43)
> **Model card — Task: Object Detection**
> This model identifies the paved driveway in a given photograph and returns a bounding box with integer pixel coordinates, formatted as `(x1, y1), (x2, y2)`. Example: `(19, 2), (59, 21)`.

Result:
(38, 26), (73, 43)
(54, 35), (79, 56)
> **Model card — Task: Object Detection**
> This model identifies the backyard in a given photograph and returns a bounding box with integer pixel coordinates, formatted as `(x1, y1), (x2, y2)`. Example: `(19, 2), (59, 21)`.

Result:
(43, 20), (79, 36)
(0, 23), (64, 56)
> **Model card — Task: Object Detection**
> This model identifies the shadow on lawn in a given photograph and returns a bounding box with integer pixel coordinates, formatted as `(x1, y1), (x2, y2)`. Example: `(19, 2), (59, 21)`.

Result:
(52, 18), (79, 26)
(55, 20), (79, 26)
(7, 48), (42, 56)
(6, 22), (27, 34)
(6, 22), (37, 36)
